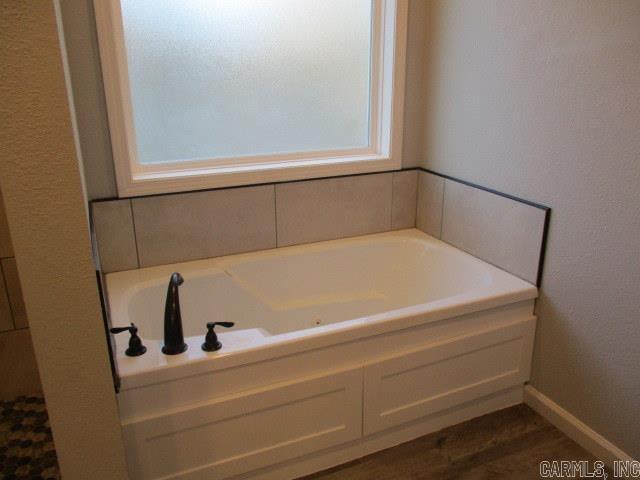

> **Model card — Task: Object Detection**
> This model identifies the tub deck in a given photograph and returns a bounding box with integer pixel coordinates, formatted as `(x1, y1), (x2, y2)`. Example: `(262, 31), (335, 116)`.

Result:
(107, 229), (536, 386)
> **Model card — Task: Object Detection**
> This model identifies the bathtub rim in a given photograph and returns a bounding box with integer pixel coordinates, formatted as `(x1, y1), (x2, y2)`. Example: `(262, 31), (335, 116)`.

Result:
(106, 229), (538, 390)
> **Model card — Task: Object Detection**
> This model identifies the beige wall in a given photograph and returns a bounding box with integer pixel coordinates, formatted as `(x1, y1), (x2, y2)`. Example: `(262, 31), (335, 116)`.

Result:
(421, 0), (640, 458)
(0, 1), (128, 478)
(60, 0), (118, 200)
(402, 0), (430, 167)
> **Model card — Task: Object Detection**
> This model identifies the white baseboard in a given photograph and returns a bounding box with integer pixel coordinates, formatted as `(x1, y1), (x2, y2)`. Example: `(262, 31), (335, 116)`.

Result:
(523, 385), (635, 467)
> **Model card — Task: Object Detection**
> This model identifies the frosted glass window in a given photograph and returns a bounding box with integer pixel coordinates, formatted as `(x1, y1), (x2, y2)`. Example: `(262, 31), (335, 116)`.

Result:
(120, 0), (373, 165)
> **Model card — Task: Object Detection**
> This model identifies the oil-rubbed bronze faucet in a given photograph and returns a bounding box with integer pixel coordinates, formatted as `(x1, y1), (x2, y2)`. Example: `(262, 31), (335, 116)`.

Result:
(162, 272), (188, 355)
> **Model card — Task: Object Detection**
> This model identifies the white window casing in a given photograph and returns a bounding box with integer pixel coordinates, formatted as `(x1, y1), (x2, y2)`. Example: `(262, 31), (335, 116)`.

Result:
(94, 0), (408, 197)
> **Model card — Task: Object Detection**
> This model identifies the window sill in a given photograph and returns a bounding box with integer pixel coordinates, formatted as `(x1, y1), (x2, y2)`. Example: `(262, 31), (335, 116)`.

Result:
(118, 155), (400, 197)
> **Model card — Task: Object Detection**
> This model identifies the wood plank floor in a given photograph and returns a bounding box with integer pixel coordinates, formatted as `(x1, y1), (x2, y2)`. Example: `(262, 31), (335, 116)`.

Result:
(301, 404), (606, 480)
(0, 398), (607, 480)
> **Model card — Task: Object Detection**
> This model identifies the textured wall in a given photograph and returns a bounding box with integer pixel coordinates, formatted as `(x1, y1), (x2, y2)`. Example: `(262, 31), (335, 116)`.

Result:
(0, 1), (129, 478)
(421, 0), (640, 458)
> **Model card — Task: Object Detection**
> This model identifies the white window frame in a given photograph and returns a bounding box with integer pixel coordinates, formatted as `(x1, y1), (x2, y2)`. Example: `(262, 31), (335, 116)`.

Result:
(94, 0), (408, 197)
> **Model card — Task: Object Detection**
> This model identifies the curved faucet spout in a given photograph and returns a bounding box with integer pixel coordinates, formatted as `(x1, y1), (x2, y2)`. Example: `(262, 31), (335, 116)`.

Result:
(170, 272), (184, 287)
(162, 272), (188, 355)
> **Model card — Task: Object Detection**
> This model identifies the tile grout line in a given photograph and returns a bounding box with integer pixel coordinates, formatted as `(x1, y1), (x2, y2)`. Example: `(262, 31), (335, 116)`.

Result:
(389, 173), (394, 230)
(0, 326), (30, 335)
(439, 178), (446, 238)
(413, 171), (420, 228)
(129, 199), (142, 269)
(273, 184), (279, 247)
(0, 259), (17, 330)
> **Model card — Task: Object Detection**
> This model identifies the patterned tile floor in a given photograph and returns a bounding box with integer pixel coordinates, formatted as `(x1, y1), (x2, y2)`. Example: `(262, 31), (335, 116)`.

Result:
(0, 396), (59, 480)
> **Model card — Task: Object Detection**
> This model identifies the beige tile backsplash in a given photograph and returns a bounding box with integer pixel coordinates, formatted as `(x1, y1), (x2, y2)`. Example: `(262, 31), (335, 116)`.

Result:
(391, 170), (418, 230)
(92, 199), (139, 273)
(0, 188), (28, 332)
(0, 267), (13, 332)
(133, 185), (276, 267)
(0, 258), (29, 331)
(416, 171), (445, 238)
(0, 188), (40, 398)
(0, 192), (14, 258)
(92, 169), (548, 285)
(0, 329), (42, 399)
(276, 173), (393, 247)
(1, 257), (27, 329)
(440, 180), (547, 284)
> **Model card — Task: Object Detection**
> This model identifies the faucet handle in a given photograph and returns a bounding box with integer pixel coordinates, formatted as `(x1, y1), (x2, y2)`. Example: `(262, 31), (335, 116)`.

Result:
(202, 322), (235, 352)
(208, 321), (234, 329)
(110, 323), (147, 357)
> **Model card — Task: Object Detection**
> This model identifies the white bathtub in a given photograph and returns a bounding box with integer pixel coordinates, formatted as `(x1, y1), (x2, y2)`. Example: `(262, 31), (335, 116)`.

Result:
(107, 229), (538, 480)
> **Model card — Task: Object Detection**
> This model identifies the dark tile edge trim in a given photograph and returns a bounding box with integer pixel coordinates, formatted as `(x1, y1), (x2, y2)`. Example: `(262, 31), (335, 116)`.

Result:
(90, 166), (551, 287)
(419, 168), (551, 288)
(90, 168), (419, 203)
(420, 168), (549, 211)
(536, 208), (551, 288)
(95, 270), (120, 393)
